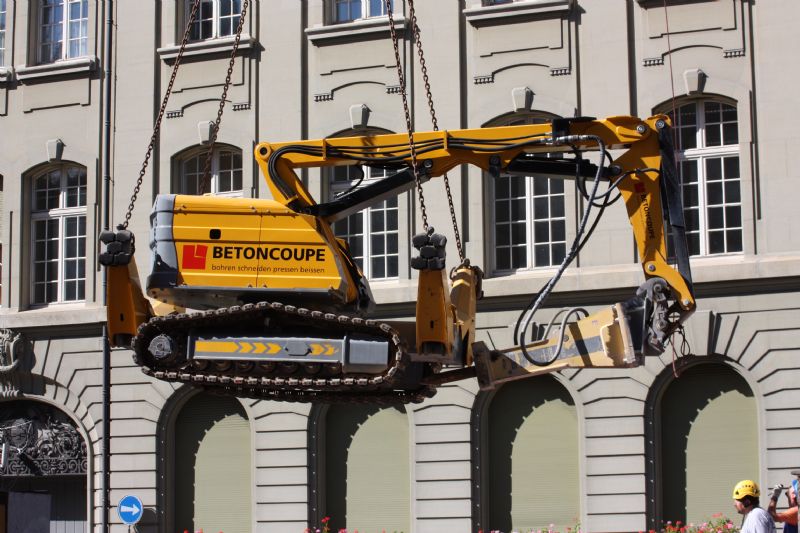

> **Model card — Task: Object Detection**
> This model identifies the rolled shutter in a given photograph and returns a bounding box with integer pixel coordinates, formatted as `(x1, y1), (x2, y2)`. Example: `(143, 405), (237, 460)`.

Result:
(488, 376), (580, 532)
(325, 405), (410, 532)
(175, 393), (252, 533)
(660, 364), (757, 524)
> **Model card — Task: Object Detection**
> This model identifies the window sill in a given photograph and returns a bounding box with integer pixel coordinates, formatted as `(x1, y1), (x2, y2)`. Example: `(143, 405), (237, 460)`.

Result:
(0, 304), (106, 330)
(15, 56), (98, 81)
(367, 253), (800, 306)
(306, 16), (407, 45)
(0, 66), (13, 82)
(157, 34), (257, 61)
(463, 0), (573, 26)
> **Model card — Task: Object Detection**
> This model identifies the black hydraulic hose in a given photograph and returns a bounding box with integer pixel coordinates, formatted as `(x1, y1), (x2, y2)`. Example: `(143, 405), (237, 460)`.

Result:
(514, 135), (608, 365)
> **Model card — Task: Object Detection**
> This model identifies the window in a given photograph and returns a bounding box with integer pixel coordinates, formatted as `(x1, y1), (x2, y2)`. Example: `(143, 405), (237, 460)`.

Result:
(331, 166), (399, 279)
(175, 147), (243, 196)
(668, 100), (742, 256)
(490, 115), (566, 272)
(0, 0), (7, 66)
(329, 0), (393, 24)
(31, 165), (87, 304)
(38, 0), (88, 64)
(187, 0), (242, 41)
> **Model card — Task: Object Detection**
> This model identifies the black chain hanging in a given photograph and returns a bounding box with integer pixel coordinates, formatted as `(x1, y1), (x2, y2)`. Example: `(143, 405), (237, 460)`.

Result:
(199, 0), (251, 195)
(119, 0), (203, 230)
(385, 0), (429, 233)
(406, 0), (465, 263)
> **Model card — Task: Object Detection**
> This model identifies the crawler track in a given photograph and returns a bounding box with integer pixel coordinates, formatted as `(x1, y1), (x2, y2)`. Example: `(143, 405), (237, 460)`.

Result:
(132, 301), (437, 404)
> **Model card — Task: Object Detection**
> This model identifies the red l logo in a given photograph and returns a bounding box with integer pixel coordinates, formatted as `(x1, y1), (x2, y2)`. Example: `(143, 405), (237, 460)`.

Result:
(182, 244), (208, 269)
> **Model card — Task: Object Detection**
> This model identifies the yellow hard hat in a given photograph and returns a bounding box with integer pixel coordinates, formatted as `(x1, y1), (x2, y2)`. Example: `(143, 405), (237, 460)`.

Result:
(733, 479), (760, 499)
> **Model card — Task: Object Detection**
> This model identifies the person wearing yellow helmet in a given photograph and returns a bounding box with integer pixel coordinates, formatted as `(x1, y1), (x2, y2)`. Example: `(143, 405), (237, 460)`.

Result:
(733, 479), (775, 533)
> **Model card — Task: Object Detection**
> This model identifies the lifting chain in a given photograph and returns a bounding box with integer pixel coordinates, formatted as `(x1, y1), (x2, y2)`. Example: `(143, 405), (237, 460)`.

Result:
(199, 0), (251, 195)
(386, 0), (466, 263)
(385, 0), (429, 233)
(119, 0), (203, 230)
(406, 0), (465, 264)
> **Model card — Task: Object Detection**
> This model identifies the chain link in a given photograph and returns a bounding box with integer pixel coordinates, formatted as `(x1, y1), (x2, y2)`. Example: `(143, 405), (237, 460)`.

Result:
(199, 0), (250, 195)
(119, 0), (203, 230)
(407, 0), (465, 263)
(385, 0), (428, 233)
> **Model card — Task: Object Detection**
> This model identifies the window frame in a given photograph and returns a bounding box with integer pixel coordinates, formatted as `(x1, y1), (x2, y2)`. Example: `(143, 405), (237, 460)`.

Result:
(329, 165), (401, 281)
(184, 0), (243, 42)
(327, 0), (393, 25)
(0, 0), (8, 67)
(664, 99), (743, 257)
(37, 0), (89, 64)
(29, 163), (88, 306)
(486, 112), (569, 275)
(173, 145), (244, 197)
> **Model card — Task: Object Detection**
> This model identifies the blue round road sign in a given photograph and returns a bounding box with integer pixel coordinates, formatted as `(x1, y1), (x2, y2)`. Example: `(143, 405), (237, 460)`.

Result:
(117, 495), (143, 525)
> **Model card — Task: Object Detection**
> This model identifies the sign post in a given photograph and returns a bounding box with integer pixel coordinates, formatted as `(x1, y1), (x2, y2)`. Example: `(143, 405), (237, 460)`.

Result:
(117, 494), (143, 529)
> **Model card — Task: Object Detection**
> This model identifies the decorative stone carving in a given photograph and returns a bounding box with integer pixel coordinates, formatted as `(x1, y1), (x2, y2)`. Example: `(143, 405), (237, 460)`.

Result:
(349, 104), (371, 130)
(683, 68), (707, 94)
(0, 402), (87, 476)
(511, 86), (534, 113)
(0, 329), (24, 374)
(0, 330), (30, 398)
(198, 120), (214, 144)
(643, 57), (664, 67)
(46, 139), (65, 162)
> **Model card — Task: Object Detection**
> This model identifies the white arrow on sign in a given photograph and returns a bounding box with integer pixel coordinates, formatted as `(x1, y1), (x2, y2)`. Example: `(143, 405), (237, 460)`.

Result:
(120, 503), (141, 514)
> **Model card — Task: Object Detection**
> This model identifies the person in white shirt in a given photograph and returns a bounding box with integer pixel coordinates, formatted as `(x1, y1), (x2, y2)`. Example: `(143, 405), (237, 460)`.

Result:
(733, 479), (777, 533)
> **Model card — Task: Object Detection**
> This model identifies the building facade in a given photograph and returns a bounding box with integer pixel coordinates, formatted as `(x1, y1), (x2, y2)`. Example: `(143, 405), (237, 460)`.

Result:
(0, 0), (799, 531)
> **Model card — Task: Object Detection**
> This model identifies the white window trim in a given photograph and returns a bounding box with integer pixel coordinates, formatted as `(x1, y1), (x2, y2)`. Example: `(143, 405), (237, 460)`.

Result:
(157, 33), (255, 61)
(672, 100), (742, 257)
(327, 0), (393, 25)
(185, 0), (243, 42)
(464, 0), (572, 25)
(176, 147), (244, 197)
(0, 0), (8, 68)
(330, 166), (401, 280)
(490, 174), (567, 274)
(37, 0), (89, 65)
(486, 113), (568, 275)
(30, 166), (87, 306)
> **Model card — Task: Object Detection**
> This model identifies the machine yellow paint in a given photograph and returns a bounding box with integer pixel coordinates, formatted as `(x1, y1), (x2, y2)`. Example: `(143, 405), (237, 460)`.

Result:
(102, 115), (696, 397)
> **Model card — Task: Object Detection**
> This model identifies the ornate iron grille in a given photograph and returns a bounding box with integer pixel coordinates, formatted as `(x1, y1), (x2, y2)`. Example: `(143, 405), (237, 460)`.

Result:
(0, 401), (87, 476)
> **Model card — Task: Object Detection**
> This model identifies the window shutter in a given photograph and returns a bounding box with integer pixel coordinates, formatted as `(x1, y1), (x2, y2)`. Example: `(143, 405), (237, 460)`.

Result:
(660, 365), (757, 524)
(175, 394), (252, 533)
(488, 376), (580, 532)
(325, 405), (410, 532)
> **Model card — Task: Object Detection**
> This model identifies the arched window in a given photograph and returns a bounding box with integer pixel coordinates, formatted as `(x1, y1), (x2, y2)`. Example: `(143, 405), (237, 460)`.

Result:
(322, 404), (410, 532)
(0, 401), (88, 531)
(665, 99), (742, 256)
(30, 163), (87, 304)
(173, 393), (252, 533)
(478, 375), (580, 532)
(174, 146), (243, 196)
(655, 363), (757, 525)
(488, 113), (566, 272)
(327, 128), (402, 280)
